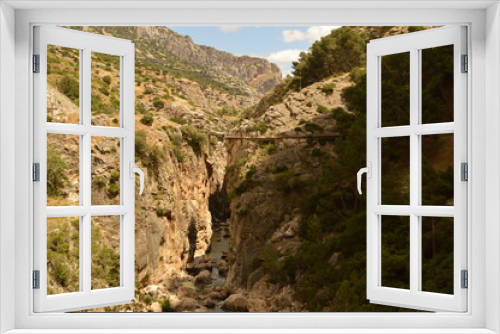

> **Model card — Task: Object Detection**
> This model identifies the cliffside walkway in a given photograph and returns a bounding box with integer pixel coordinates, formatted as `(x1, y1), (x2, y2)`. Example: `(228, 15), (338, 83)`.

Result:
(209, 131), (338, 142)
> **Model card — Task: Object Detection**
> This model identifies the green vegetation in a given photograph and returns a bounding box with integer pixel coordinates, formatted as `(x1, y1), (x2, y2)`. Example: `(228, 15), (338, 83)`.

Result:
(317, 105), (330, 114)
(103, 75), (112, 85)
(216, 107), (239, 117)
(47, 144), (69, 197)
(290, 27), (365, 90)
(91, 223), (120, 289)
(140, 113), (154, 126)
(170, 118), (187, 125)
(108, 172), (120, 197)
(56, 75), (79, 104)
(153, 99), (165, 109)
(135, 101), (147, 114)
(303, 122), (324, 133)
(259, 141), (277, 155)
(47, 219), (79, 292)
(319, 83), (336, 94)
(257, 26), (453, 312)
(180, 125), (207, 154)
(231, 164), (260, 197)
(246, 121), (269, 134)
(92, 176), (107, 189)
(169, 134), (186, 163)
(135, 130), (166, 178)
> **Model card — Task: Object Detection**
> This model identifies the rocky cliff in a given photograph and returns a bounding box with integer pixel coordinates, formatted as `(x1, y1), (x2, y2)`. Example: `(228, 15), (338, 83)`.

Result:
(223, 74), (352, 311)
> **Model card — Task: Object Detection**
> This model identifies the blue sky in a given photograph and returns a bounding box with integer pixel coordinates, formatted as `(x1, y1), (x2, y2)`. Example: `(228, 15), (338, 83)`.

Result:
(168, 26), (340, 77)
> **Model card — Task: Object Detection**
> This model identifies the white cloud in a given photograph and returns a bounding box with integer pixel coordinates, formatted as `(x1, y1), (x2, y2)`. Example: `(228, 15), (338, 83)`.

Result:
(219, 26), (241, 33)
(282, 26), (341, 43)
(267, 49), (303, 64)
(266, 49), (304, 77)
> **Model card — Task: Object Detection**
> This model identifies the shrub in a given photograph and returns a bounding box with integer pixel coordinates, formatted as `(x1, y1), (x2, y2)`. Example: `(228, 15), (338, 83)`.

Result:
(135, 130), (166, 177)
(92, 176), (107, 188)
(275, 169), (296, 193)
(304, 122), (324, 133)
(306, 101), (313, 107)
(103, 75), (111, 85)
(246, 121), (268, 134)
(180, 125), (207, 154)
(47, 145), (69, 197)
(108, 183), (120, 196)
(170, 118), (187, 125)
(135, 101), (147, 114)
(98, 87), (109, 96)
(260, 141), (277, 155)
(317, 105), (330, 114)
(110, 172), (120, 183)
(320, 83), (336, 94)
(56, 75), (79, 104)
(144, 88), (154, 95)
(232, 179), (260, 197)
(140, 114), (154, 126)
(47, 115), (53, 122)
(153, 99), (165, 109)
(161, 299), (175, 312)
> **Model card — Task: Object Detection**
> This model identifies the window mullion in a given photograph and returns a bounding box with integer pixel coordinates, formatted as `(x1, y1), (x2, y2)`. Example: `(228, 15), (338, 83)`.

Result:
(409, 47), (420, 294)
(82, 47), (92, 294)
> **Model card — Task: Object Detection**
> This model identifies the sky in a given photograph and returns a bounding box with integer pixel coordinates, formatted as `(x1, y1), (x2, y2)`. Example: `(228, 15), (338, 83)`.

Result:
(168, 26), (340, 77)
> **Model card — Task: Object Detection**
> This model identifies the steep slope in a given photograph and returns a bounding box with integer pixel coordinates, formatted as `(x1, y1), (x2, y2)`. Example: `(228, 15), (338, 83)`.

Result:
(81, 26), (281, 99)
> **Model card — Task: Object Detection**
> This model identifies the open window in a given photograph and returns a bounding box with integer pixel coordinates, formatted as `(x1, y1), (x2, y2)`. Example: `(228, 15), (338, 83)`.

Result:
(363, 26), (467, 312)
(33, 26), (139, 312)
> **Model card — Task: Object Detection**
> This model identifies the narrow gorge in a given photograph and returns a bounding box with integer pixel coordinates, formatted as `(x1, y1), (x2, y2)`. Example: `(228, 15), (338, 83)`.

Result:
(47, 26), (448, 312)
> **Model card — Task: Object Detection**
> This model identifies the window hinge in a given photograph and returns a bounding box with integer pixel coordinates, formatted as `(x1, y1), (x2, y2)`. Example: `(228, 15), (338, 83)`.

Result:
(32, 270), (40, 289)
(461, 162), (468, 181)
(33, 54), (40, 73)
(461, 270), (468, 289)
(461, 54), (468, 73)
(33, 163), (40, 182)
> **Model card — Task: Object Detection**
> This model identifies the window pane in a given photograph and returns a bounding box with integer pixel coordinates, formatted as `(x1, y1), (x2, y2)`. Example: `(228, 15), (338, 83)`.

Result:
(47, 45), (80, 124)
(421, 45), (454, 124)
(47, 217), (80, 295)
(381, 52), (410, 127)
(381, 215), (410, 290)
(91, 216), (121, 290)
(91, 52), (121, 127)
(421, 134), (454, 206)
(91, 136), (121, 205)
(47, 134), (80, 206)
(421, 217), (454, 294)
(381, 136), (410, 205)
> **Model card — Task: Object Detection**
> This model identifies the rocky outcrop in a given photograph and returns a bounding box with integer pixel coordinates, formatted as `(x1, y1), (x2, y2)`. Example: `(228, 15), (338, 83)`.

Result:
(133, 26), (282, 94)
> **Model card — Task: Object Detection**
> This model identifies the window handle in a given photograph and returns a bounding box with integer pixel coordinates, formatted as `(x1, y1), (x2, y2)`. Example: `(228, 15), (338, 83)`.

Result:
(357, 162), (372, 195)
(129, 162), (145, 195)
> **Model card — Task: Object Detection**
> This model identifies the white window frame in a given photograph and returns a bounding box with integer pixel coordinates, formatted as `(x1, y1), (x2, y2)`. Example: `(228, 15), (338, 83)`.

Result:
(366, 26), (467, 312)
(1, 1), (499, 333)
(33, 26), (136, 312)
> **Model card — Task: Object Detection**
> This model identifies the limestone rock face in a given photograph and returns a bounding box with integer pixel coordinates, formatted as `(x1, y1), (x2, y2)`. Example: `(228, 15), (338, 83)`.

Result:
(133, 26), (282, 94)
(222, 73), (357, 311)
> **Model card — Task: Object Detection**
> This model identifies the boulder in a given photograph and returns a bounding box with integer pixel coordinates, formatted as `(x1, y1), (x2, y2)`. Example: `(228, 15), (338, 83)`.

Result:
(194, 270), (212, 285)
(221, 293), (249, 312)
(203, 298), (216, 308)
(177, 286), (196, 299)
(149, 302), (162, 313)
(144, 285), (161, 298)
(175, 298), (199, 312)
